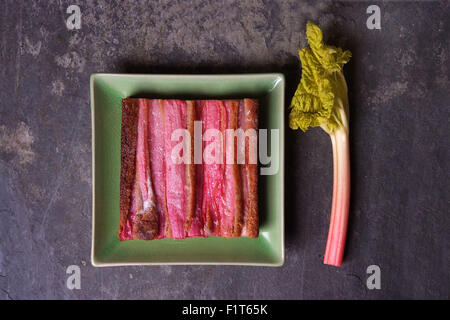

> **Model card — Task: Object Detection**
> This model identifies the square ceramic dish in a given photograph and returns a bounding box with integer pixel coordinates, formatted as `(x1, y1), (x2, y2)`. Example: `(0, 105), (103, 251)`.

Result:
(90, 73), (285, 266)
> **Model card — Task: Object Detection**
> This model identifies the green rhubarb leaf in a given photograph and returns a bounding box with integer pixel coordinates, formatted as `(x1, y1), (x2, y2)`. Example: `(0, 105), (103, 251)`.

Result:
(289, 21), (351, 133)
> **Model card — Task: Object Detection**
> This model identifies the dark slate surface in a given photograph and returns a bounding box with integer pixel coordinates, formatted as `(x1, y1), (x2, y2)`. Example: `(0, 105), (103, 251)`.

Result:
(0, 0), (449, 299)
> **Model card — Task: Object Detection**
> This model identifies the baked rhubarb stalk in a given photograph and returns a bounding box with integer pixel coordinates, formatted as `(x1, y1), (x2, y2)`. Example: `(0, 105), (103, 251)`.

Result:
(188, 101), (205, 237)
(119, 98), (259, 240)
(148, 99), (169, 238)
(239, 99), (258, 238)
(163, 99), (189, 239)
(200, 100), (224, 236)
(223, 100), (242, 237)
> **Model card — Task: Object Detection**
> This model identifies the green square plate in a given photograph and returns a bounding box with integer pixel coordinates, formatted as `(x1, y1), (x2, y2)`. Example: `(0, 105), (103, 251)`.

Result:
(90, 73), (285, 266)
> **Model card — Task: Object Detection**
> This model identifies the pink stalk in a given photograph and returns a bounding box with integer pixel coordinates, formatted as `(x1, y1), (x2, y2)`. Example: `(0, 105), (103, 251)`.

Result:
(323, 128), (351, 267)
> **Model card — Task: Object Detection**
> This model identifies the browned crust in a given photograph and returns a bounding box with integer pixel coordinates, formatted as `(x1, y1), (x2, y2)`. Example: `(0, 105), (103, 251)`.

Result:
(132, 99), (159, 240)
(243, 98), (259, 238)
(184, 100), (196, 234)
(119, 98), (139, 239)
(131, 167), (158, 240)
(227, 100), (244, 237)
(133, 210), (159, 240)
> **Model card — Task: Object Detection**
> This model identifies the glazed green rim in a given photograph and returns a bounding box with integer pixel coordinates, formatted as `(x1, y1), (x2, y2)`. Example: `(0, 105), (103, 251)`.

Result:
(90, 73), (285, 266)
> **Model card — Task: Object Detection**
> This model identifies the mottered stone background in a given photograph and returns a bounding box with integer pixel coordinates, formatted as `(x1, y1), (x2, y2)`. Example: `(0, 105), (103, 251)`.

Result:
(0, 0), (449, 299)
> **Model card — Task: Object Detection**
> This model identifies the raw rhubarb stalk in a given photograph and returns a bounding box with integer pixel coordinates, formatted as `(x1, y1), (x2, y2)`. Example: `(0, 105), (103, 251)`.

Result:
(289, 22), (352, 266)
(324, 128), (350, 266)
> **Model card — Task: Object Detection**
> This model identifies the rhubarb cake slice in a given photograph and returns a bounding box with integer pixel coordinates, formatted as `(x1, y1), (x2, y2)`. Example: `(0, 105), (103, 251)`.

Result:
(119, 98), (259, 240)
